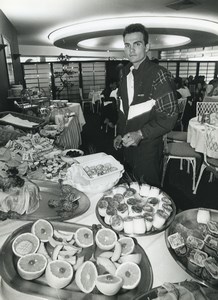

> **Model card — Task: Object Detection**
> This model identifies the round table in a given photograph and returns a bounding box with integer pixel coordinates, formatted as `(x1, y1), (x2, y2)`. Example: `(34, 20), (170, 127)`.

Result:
(187, 117), (206, 154)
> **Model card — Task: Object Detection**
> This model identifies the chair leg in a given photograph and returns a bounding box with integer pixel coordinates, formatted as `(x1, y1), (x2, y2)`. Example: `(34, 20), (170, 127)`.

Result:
(180, 159), (183, 170)
(193, 164), (207, 194)
(209, 172), (213, 182)
(161, 156), (170, 187)
(187, 160), (190, 173)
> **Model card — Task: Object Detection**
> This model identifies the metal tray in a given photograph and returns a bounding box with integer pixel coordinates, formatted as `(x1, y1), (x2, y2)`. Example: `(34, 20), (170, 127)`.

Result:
(20, 180), (90, 221)
(95, 191), (176, 237)
(165, 208), (218, 289)
(0, 222), (153, 300)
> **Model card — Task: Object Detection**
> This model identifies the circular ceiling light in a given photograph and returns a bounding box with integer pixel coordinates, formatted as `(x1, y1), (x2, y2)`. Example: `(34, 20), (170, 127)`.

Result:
(78, 34), (191, 51)
(49, 16), (218, 45)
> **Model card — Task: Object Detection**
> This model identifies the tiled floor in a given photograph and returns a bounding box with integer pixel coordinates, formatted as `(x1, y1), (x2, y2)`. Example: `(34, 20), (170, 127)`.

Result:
(80, 110), (218, 212)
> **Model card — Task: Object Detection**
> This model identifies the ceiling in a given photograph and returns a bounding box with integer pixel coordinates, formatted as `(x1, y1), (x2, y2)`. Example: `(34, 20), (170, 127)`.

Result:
(1, 0), (218, 58)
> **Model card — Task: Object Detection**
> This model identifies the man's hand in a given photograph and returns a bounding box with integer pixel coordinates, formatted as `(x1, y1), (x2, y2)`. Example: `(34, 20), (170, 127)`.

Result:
(122, 130), (143, 147)
(113, 135), (123, 150)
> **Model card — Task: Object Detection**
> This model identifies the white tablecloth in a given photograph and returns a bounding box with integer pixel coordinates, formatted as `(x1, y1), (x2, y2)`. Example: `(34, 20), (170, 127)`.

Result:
(65, 103), (86, 128)
(187, 117), (206, 154)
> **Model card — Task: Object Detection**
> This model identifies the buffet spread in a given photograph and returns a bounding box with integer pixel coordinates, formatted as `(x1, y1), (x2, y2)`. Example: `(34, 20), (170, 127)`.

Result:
(0, 111), (217, 299)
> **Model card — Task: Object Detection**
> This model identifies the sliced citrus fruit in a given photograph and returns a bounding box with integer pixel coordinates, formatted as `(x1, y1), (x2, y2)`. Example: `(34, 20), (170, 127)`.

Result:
(96, 274), (123, 296)
(75, 261), (98, 293)
(119, 253), (142, 265)
(12, 232), (40, 257)
(17, 253), (47, 280)
(74, 227), (93, 248)
(115, 261), (141, 289)
(31, 219), (54, 242)
(118, 237), (135, 256)
(45, 260), (73, 289)
(95, 228), (117, 251)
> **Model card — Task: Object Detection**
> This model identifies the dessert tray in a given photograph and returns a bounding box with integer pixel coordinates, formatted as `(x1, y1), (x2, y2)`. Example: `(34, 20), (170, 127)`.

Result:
(96, 182), (176, 236)
(165, 208), (218, 289)
(0, 222), (153, 300)
(20, 180), (90, 221)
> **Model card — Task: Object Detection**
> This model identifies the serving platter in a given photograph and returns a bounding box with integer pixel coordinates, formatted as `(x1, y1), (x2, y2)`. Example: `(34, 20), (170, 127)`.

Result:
(0, 222), (153, 300)
(96, 184), (176, 237)
(165, 208), (218, 289)
(20, 180), (90, 221)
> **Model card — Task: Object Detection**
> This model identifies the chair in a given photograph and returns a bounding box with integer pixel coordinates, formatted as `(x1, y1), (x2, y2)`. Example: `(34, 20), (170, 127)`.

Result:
(176, 98), (187, 131)
(196, 102), (218, 119)
(161, 135), (202, 191)
(79, 88), (94, 113)
(193, 123), (218, 194)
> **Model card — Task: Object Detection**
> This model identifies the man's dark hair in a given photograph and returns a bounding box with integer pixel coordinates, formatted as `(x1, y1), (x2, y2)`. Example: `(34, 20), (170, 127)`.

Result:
(123, 23), (149, 45)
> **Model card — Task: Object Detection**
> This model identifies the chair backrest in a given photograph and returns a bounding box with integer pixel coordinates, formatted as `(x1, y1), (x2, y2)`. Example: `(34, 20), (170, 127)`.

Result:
(177, 98), (187, 122)
(204, 123), (218, 160)
(196, 102), (218, 117)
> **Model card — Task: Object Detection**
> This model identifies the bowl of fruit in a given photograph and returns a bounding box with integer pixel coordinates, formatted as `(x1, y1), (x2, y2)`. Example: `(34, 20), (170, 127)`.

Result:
(61, 149), (84, 164)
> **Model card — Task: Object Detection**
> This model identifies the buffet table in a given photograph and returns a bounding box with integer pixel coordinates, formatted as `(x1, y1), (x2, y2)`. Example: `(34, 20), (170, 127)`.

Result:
(0, 194), (192, 300)
(0, 151), (193, 300)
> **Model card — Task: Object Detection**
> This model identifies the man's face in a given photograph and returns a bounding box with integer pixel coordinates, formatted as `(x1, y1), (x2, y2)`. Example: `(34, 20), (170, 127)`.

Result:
(124, 32), (148, 68)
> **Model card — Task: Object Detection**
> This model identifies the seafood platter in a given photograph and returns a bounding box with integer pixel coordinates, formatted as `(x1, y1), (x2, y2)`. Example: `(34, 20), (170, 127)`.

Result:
(165, 208), (218, 289)
(0, 220), (153, 300)
(96, 181), (176, 236)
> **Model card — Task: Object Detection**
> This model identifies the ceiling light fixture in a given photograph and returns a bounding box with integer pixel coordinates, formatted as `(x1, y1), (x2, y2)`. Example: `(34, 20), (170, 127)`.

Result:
(48, 16), (218, 45)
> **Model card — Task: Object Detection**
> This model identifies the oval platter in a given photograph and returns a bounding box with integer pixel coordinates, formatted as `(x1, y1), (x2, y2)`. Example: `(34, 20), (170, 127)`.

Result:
(0, 221), (153, 300)
(20, 180), (90, 221)
(96, 183), (176, 237)
(165, 208), (218, 289)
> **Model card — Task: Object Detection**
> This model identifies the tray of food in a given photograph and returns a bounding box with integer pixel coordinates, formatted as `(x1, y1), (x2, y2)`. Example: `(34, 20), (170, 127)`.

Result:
(80, 155), (124, 181)
(134, 280), (211, 300)
(0, 220), (153, 300)
(96, 182), (176, 236)
(165, 208), (218, 289)
(61, 148), (84, 164)
(0, 177), (90, 221)
(39, 124), (63, 138)
(0, 111), (47, 132)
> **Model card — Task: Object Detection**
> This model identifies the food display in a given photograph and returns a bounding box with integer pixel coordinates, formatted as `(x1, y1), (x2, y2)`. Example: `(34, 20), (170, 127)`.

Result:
(96, 182), (176, 236)
(39, 124), (63, 138)
(0, 168), (41, 220)
(61, 148), (84, 164)
(80, 155), (124, 181)
(19, 180), (90, 221)
(0, 221), (153, 299)
(165, 208), (218, 289)
(134, 280), (213, 300)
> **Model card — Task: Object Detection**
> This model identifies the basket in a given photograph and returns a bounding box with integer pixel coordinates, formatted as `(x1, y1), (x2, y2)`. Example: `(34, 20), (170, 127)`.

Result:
(0, 111), (47, 133)
(0, 125), (26, 146)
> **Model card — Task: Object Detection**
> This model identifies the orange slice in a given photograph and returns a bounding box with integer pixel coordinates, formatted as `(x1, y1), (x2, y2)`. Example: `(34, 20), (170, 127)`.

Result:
(17, 253), (47, 280)
(12, 233), (40, 257)
(96, 274), (123, 296)
(31, 219), (54, 242)
(74, 227), (93, 248)
(118, 237), (135, 256)
(45, 260), (73, 289)
(75, 261), (98, 293)
(95, 228), (117, 250)
(115, 261), (141, 290)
